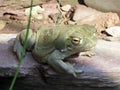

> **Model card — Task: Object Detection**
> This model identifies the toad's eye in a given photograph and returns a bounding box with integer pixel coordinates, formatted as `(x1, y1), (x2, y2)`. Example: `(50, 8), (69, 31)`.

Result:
(72, 37), (80, 45)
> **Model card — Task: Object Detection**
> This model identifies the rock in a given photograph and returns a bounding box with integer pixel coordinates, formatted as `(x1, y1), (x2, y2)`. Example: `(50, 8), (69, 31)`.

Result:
(1, 33), (120, 89)
(103, 26), (120, 41)
(42, 3), (59, 18)
(24, 5), (45, 20)
(73, 5), (99, 21)
(84, 0), (120, 16)
(73, 5), (120, 33)
(25, 5), (44, 16)
(0, 20), (6, 31)
(0, 34), (39, 77)
(34, 14), (44, 20)
(67, 20), (77, 25)
(105, 26), (120, 37)
(61, 4), (71, 12)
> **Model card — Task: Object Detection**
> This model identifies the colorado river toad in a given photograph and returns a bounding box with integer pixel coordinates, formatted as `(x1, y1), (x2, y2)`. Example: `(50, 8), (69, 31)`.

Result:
(13, 25), (97, 77)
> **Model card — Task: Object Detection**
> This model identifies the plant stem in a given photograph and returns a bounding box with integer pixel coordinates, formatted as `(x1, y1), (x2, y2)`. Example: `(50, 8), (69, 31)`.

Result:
(9, 0), (33, 90)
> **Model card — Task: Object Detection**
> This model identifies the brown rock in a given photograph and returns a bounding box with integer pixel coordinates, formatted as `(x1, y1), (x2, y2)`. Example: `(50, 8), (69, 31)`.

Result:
(73, 5), (120, 33)
(73, 5), (99, 21)
(42, 3), (59, 18)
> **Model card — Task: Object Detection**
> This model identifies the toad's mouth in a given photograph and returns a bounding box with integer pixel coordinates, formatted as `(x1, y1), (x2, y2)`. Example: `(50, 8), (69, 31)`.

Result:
(84, 44), (96, 51)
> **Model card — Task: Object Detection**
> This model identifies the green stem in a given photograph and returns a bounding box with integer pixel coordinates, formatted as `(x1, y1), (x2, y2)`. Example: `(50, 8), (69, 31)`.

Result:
(9, 0), (33, 90)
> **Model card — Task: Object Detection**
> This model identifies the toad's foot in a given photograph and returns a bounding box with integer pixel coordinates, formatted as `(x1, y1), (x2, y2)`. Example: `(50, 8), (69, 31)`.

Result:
(80, 51), (95, 57)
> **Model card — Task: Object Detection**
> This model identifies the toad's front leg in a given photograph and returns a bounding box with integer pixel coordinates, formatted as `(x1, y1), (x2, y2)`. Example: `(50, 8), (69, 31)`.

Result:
(13, 29), (36, 60)
(46, 50), (82, 77)
(80, 51), (95, 57)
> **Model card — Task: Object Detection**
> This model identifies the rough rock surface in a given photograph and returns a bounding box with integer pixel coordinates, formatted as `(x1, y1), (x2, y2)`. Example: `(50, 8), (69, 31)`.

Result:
(73, 5), (120, 33)
(0, 34), (120, 90)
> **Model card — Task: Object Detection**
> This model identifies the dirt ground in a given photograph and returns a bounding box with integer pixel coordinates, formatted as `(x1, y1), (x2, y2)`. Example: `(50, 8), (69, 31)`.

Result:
(0, 1), (120, 39)
(0, 19), (42, 34)
(0, 0), (77, 34)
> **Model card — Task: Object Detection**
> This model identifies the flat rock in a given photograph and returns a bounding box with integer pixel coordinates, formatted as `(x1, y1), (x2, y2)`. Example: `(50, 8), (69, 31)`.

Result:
(0, 34), (120, 88)
(0, 34), (39, 77)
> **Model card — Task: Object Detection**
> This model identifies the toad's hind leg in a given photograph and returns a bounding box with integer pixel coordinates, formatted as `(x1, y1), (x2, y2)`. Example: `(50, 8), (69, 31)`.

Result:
(13, 29), (36, 60)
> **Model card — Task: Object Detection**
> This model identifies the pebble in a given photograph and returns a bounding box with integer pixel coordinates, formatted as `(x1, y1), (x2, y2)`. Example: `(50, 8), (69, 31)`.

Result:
(105, 26), (120, 37)
(25, 5), (44, 16)
(34, 14), (44, 20)
(61, 4), (71, 12)
(0, 20), (6, 31)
